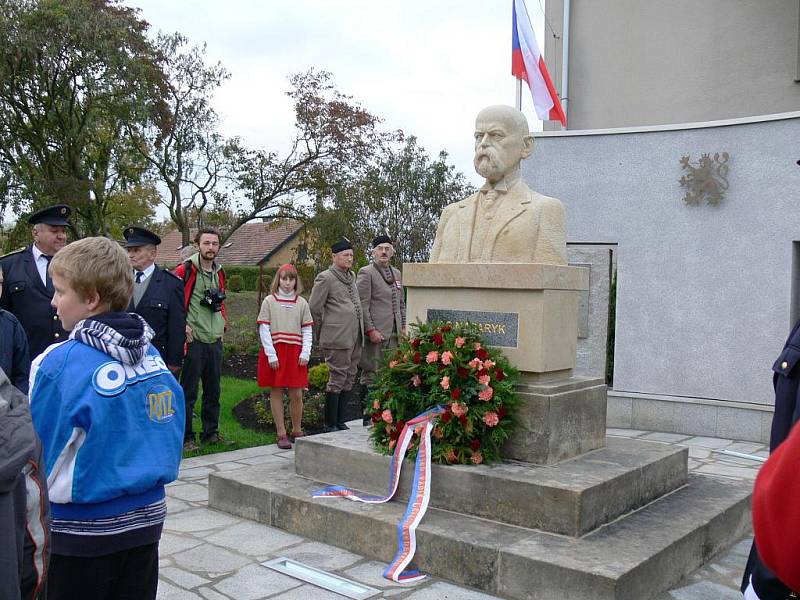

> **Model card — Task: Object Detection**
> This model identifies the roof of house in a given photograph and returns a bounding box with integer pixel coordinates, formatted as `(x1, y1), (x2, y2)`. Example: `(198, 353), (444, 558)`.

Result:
(156, 220), (303, 266)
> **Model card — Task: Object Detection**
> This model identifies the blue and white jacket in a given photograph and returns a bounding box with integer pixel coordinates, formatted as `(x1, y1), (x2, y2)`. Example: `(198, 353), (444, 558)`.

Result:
(30, 312), (184, 556)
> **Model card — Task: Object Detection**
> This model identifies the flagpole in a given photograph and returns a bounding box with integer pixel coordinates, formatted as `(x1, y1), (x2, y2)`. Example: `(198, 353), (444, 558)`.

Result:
(515, 79), (522, 111)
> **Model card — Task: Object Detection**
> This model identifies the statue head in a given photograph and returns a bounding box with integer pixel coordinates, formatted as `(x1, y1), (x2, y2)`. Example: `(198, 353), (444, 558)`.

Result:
(473, 105), (534, 184)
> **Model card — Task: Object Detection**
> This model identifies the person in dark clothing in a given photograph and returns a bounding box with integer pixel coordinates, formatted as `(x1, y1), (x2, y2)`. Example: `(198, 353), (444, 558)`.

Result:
(0, 367), (49, 600)
(0, 265), (31, 393)
(741, 319), (800, 598)
(0, 204), (70, 359)
(124, 226), (186, 372)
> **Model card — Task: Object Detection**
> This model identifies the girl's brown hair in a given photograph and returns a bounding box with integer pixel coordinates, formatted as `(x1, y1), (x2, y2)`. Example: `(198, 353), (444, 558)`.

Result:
(270, 263), (302, 295)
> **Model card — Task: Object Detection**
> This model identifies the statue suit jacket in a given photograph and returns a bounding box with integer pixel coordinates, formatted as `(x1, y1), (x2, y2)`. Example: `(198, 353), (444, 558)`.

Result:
(356, 263), (405, 338)
(429, 180), (567, 264)
(309, 268), (364, 350)
(128, 265), (186, 369)
(0, 245), (65, 358)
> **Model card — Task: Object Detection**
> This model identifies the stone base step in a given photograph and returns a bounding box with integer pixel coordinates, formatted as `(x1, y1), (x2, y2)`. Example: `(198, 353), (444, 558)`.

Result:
(209, 461), (751, 600)
(295, 429), (688, 536)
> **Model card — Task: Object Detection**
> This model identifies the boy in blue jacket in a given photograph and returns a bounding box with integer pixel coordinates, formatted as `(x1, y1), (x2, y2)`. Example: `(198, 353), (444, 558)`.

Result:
(30, 237), (184, 600)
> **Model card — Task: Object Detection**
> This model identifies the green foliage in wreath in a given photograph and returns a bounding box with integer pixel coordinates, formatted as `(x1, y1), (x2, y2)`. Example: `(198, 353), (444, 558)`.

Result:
(367, 321), (519, 465)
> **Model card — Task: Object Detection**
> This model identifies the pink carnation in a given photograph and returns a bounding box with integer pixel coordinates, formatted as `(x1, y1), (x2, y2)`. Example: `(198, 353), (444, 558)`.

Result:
(381, 409), (393, 423)
(455, 336), (466, 348)
(483, 359), (495, 369)
(451, 402), (467, 417)
(411, 374), (421, 387)
(473, 342), (482, 350)
(441, 351), (454, 365)
(372, 400), (380, 409)
(478, 386), (494, 401)
(468, 357), (482, 370)
(389, 360), (399, 368)
(440, 375), (450, 390)
(426, 351), (439, 364)
(483, 411), (499, 427)
(478, 374), (490, 386)
(471, 451), (483, 464)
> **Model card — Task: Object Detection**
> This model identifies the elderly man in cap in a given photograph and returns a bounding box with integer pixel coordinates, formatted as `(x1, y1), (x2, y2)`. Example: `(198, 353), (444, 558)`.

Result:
(357, 235), (405, 425)
(124, 226), (186, 372)
(0, 204), (70, 358)
(309, 237), (364, 432)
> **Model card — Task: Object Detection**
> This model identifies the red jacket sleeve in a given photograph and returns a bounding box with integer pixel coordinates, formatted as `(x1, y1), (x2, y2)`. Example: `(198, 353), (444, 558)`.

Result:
(753, 421), (800, 592)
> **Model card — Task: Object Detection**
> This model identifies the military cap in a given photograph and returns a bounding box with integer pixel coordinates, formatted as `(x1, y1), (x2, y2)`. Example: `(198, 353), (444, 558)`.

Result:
(123, 226), (161, 247)
(371, 235), (393, 248)
(27, 204), (72, 226)
(331, 236), (353, 254)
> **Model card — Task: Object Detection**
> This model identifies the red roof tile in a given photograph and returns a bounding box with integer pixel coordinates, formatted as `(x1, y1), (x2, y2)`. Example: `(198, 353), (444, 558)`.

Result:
(157, 220), (303, 266)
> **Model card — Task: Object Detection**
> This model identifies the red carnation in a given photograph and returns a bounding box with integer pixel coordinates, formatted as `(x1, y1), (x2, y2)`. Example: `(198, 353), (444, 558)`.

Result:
(458, 414), (468, 425)
(413, 352), (422, 364)
(495, 368), (505, 381)
(440, 325), (452, 333)
(450, 387), (462, 400)
(440, 410), (453, 423)
(476, 347), (489, 361)
(432, 333), (444, 346)
(470, 439), (481, 451)
(411, 338), (421, 349)
(498, 405), (507, 419)
(476, 368), (488, 378)
(371, 412), (381, 424)
(389, 429), (400, 441)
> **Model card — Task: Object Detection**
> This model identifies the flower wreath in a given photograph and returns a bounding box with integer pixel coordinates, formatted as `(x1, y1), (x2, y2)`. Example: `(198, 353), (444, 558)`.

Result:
(367, 321), (519, 465)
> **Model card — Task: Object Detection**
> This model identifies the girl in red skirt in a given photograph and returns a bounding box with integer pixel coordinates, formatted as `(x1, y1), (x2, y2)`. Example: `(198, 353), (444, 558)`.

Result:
(257, 264), (313, 449)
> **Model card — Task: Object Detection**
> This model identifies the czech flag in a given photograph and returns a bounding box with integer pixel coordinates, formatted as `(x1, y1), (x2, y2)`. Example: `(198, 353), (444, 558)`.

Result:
(511, 0), (567, 126)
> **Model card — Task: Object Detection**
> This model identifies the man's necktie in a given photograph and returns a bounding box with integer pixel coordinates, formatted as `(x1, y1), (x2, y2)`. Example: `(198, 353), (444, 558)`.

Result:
(44, 255), (53, 293)
(135, 271), (144, 284)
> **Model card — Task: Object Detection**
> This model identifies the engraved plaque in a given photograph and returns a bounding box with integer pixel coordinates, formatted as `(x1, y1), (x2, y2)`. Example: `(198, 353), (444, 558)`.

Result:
(426, 309), (519, 347)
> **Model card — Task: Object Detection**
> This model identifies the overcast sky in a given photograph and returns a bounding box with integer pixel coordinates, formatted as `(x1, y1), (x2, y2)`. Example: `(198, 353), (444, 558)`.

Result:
(124, 0), (549, 188)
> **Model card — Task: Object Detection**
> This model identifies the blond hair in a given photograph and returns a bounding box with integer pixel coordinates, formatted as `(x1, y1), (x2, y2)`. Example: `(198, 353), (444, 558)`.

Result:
(269, 263), (303, 295)
(49, 237), (133, 311)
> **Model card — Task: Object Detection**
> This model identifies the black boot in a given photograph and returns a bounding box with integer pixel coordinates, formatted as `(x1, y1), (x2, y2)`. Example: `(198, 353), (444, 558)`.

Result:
(324, 391), (339, 433)
(359, 384), (370, 426)
(337, 389), (351, 430)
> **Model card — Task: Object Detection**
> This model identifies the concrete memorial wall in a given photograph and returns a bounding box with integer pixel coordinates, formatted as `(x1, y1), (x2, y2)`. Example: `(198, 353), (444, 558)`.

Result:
(526, 112), (800, 441)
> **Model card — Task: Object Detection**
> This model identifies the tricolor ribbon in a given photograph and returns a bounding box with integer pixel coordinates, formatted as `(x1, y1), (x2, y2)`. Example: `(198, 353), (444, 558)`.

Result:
(312, 405), (446, 582)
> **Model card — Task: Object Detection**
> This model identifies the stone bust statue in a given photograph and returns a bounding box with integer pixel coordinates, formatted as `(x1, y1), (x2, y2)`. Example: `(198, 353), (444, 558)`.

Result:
(429, 105), (567, 264)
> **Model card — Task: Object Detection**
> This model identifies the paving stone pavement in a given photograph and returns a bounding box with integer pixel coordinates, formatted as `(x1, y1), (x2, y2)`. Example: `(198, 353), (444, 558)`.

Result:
(158, 425), (763, 599)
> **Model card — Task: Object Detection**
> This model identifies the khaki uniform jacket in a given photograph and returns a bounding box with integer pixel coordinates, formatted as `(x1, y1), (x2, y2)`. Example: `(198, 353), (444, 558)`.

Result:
(357, 264), (405, 338)
(429, 180), (567, 264)
(309, 267), (364, 350)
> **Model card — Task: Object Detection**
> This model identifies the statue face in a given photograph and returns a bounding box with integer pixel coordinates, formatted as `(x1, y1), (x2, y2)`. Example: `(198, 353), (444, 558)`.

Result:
(473, 116), (530, 183)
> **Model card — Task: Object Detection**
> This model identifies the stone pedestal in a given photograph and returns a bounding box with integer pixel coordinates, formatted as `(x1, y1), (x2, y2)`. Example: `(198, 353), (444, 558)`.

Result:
(505, 377), (608, 464)
(403, 263), (589, 375)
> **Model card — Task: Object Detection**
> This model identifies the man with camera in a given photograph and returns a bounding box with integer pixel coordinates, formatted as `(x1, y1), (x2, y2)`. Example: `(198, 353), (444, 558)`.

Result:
(174, 227), (228, 452)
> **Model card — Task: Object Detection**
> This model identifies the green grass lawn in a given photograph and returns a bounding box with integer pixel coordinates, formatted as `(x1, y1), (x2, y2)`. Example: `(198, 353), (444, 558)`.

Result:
(184, 375), (275, 457)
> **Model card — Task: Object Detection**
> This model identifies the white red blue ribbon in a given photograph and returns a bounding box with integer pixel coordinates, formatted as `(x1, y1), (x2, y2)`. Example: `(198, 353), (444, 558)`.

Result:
(312, 405), (446, 582)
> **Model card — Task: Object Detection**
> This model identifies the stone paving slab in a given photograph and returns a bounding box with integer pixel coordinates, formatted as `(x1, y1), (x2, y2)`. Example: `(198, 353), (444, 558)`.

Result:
(157, 426), (763, 600)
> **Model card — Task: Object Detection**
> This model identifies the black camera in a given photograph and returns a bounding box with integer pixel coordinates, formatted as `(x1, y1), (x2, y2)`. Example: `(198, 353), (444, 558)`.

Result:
(201, 287), (226, 312)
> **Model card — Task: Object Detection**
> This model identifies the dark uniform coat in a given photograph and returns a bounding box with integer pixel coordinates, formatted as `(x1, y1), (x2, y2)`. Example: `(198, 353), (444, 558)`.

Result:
(741, 319), (800, 598)
(0, 245), (65, 359)
(128, 266), (186, 369)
